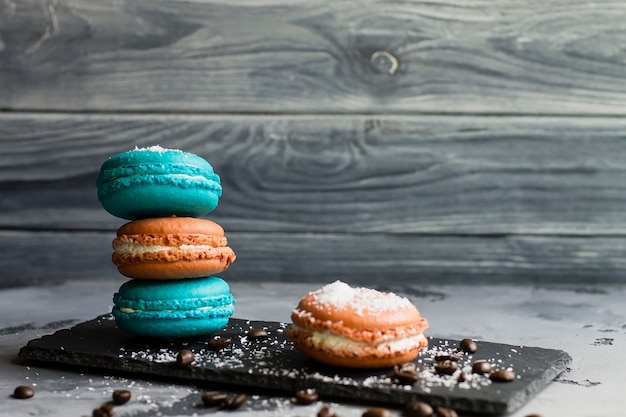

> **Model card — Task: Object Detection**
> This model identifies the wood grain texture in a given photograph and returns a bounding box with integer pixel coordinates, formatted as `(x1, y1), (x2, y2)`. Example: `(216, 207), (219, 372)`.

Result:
(2, 113), (626, 235)
(2, 0), (626, 114)
(3, 230), (626, 287)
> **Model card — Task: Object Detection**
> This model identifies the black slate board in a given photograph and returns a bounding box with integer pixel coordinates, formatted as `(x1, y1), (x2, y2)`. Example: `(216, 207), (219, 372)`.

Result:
(19, 315), (571, 415)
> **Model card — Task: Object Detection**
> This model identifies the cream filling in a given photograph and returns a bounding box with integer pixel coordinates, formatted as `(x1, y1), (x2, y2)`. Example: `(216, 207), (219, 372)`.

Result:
(114, 242), (217, 255)
(119, 305), (228, 314)
(293, 324), (425, 352)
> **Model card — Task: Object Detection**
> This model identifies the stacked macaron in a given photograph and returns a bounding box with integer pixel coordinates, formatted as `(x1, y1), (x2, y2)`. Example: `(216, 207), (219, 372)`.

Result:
(96, 146), (236, 339)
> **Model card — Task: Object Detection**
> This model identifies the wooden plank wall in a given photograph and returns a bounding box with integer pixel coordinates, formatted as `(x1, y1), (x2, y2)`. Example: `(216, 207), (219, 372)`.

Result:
(2, 0), (626, 287)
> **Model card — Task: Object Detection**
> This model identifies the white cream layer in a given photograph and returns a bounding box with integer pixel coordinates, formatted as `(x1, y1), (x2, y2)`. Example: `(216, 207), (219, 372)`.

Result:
(119, 306), (228, 314)
(114, 242), (217, 255)
(292, 324), (425, 352)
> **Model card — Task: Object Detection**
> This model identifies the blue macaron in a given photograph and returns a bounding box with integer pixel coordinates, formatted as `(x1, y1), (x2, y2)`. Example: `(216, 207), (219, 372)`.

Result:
(96, 146), (222, 220)
(112, 276), (235, 339)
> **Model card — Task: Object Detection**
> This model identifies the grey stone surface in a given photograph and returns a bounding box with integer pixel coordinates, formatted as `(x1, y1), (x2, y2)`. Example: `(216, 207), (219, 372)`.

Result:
(1, 281), (625, 416)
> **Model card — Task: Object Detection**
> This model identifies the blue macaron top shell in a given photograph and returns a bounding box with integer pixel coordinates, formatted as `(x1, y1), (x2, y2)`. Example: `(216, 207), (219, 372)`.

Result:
(112, 276), (235, 339)
(96, 146), (222, 220)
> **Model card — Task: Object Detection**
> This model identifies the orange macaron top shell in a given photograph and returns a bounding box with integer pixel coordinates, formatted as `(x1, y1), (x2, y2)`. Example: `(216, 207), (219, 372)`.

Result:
(287, 281), (428, 368)
(112, 216), (236, 280)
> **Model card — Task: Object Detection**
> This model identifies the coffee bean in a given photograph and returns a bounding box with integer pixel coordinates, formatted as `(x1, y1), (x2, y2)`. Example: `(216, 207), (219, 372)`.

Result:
(362, 407), (391, 417)
(112, 389), (131, 405)
(295, 388), (319, 404)
(394, 363), (420, 384)
(402, 400), (434, 417)
(176, 349), (195, 366)
(92, 408), (109, 417)
(490, 369), (516, 382)
(434, 360), (458, 375)
(317, 405), (331, 417)
(318, 405), (336, 417)
(13, 385), (34, 399)
(457, 371), (467, 383)
(223, 393), (246, 410)
(93, 405), (115, 417)
(247, 328), (268, 339)
(434, 406), (458, 417)
(208, 336), (232, 351)
(202, 391), (228, 407)
(434, 354), (460, 362)
(459, 338), (478, 353)
(472, 361), (492, 374)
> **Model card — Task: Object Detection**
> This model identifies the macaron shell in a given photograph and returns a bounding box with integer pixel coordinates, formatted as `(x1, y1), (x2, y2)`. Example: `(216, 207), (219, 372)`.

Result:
(114, 275), (233, 303)
(98, 147), (216, 176)
(100, 184), (220, 220)
(112, 315), (231, 339)
(96, 147), (222, 220)
(291, 308), (428, 345)
(286, 325), (427, 369)
(116, 216), (227, 236)
(293, 291), (424, 330)
(116, 256), (235, 280)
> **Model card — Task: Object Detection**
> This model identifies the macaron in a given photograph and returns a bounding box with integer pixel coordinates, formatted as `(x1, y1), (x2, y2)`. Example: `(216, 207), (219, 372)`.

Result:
(286, 281), (428, 368)
(96, 146), (222, 220)
(112, 216), (236, 280)
(112, 276), (235, 338)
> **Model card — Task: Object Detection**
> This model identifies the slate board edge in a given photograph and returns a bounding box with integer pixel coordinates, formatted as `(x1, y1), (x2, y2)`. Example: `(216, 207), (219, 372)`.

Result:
(17, 316), (572, 415)
(17, 342), (511, 415)
(503, 348), (572, 413)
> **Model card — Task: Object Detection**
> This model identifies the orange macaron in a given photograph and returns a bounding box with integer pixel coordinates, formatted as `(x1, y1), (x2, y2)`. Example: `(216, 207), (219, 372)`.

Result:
(286, 281), (428, 368)
(112, 216), (236, 280)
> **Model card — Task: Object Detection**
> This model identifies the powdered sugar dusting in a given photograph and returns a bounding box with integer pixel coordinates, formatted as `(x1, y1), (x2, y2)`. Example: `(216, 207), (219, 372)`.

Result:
(310, 281), (415, 315)
(132, 145), (180, 152)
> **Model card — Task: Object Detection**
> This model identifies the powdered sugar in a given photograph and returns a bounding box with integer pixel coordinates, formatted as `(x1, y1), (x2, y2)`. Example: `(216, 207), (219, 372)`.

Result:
(133, 145), (175, 152)
(310, 281), (416, 316)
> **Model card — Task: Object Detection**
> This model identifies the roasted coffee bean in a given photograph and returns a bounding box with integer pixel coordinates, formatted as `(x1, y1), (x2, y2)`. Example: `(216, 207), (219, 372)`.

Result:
(434, 354), (460, 362)
(434, 406), (458, 417)
(457, 371), (467, 383)
(394, 363), (420, 384)
(247, 328), (268, 339)
(295, 388), (319, 404)
(93, 405), (115, 417)
(208, 336), (232, 351)
(472, 361), (492, 374)
(202, 391), (228, 407)
(397, 361), (417, 372)
(223, 393), (246, 410)
(402, 400), (434, 417)
(459, 338), (478, 353)
(112, 389), (131, 405)
(362, 407), (391, 417)
(92, 408), (109, 417)
(434, 360), (458, 375)
(318, 405), (337, 417)
(176, 349), (195, 366)
(490, 369), (516, 382)
(13, 385), (34, 399)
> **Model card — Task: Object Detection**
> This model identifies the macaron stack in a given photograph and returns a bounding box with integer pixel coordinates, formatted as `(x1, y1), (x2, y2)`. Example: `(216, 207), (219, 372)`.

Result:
(96, 146), (236, 339)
